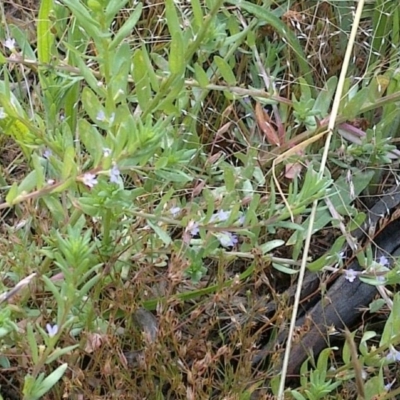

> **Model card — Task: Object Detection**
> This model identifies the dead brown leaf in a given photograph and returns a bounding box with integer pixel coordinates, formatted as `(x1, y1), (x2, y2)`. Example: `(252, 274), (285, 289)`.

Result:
(255, 102), (280, 146)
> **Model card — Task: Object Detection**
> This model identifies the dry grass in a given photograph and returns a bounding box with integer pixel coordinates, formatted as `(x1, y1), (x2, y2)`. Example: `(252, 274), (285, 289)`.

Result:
(0, 0), (399, 399)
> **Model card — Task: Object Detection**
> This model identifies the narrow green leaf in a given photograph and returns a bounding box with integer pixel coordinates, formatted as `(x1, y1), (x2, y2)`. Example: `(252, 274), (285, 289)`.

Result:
(82, 87), (107, 129)
(63, 43), (105, 96)
(287, 170), (375, 246)
(194, 63), (209, 88)
(10, 25), (36, 60)
(140, 45), (159, 92)
(165, 0), (182, 38)
(61, 146), (77, 180)
(37, 0), (54, 64)
(105, 0), (130, 26)
(147, 220), (172, 246)
(5, 183), (18, 205)
(342, 87), (369, 119)
(214, 56), (236, 86)
(313, 76), (338, 116)
(31, 154), (45, 189)
(191, 0), (204, 29)
(46, 345), (79, 364)
(260, 240), (285, 254)
(78, 119), (105, 165)
(169, 31), (185, 75)
(35, 364), (68, 399)
(63, 79), (81, 134)
(223, 166), (235, 193)
(26, 324), (39, 364)
(109, 3), (143, 50)
(225, 0), (313, 91)
(272, 263), (298, 274)
(18, 170), (38, 194)
(109, 42), (131, 100)
(62, 0), (102, 39)
(133, 49), (152, 109)
(380, 292), (400, 346)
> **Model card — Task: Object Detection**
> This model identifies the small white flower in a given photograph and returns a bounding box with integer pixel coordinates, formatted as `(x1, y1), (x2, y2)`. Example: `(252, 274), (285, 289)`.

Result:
(82, 173), (98, 188)
(210, 210), (230, 223)
(103, 148), (112, 157)
(0, 107), (6, 119)
(170, 206), (181, 217)
(4, 37), (15, 50)
(344, 268), (357, 283)
(46, 323), (58, 337)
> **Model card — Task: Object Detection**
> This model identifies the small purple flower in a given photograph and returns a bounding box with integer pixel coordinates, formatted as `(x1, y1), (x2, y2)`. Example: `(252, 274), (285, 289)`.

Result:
(46, 323), (58, 338)
(170, 206), (181, 217)
(43, 148), (52, 159)
(385, 380), (395, 391)
(82, 173), (98, 188)
(386, 347), (400, 362)
(344, 268), (357, 283)
(109, 164), (120, 183)
(210, 210), (230, 223)
(376, 275), (386, 284)
(96, 110), (106, 122)
(237, 215), (245, 225)
(187, 221), (199, 236)
(217, 231), (238, 248)
(378, 255), (389, 266)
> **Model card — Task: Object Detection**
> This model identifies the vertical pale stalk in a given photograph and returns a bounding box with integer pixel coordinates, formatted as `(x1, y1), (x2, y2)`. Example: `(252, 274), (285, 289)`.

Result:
(277, 1), (367, 397)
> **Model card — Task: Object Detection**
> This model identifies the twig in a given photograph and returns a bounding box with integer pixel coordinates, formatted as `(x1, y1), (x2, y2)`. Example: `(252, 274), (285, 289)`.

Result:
(277, 1), (366, 397)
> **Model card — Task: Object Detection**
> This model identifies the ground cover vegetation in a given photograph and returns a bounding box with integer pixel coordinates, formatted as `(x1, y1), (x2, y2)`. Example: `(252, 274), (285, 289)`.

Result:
(0, 0), (400, 398)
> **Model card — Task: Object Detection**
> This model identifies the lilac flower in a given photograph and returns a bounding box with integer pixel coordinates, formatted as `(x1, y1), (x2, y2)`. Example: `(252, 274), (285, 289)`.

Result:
(170, 206), (181, 217)
(109, 164), (120, 183)
(217, 231), (238, 248)
(378, 255), (389, 266)
(0, 107), (6, 119)
(82, 173), (98, 188)
(376, 275), (386, 284)
(210, 210), (230, 223)
(43, 148), (52, 159)
(237, 215), (245, 225)
(385, 380), (395, 391)
(96, 110), (106, 122)
(344, 268), (357, 283)
(4, 38), (15, 50)
(187, 221), (199, 236)
(46, 323), (58, 338)
(386, 347), (400, 362)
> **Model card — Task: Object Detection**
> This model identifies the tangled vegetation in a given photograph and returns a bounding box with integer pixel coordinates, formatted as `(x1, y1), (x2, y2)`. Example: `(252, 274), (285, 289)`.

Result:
(0, 0), (400, 399)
